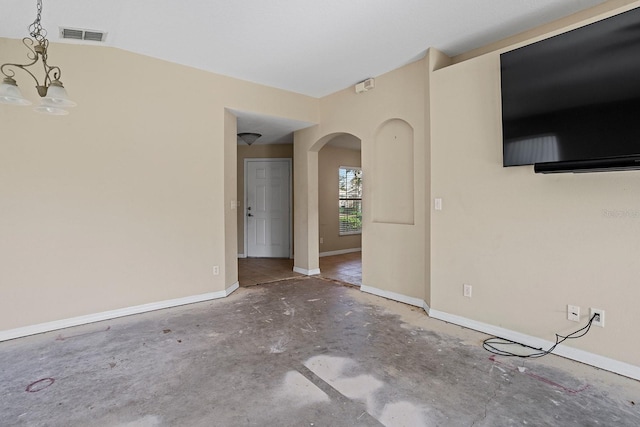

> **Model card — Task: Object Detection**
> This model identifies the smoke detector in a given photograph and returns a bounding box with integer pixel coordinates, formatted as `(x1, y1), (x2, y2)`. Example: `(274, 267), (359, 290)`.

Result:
(355, 78), (375, 94)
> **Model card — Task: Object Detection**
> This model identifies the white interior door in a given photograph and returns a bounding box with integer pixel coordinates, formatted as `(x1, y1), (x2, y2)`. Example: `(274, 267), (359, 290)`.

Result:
(246, 160), (291, 258)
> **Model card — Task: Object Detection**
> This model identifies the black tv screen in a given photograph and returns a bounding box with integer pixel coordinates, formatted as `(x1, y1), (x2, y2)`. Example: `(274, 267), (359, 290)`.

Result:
(500, 7), (640, 169)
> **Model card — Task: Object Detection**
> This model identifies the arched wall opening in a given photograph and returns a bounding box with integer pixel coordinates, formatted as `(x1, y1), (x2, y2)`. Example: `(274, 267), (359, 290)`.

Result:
(293, 132), (362, 277)
(317, 135), (363, 285)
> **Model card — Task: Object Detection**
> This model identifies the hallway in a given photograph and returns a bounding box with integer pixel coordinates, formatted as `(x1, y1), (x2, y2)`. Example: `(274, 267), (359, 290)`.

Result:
(238, 252), (362, 287)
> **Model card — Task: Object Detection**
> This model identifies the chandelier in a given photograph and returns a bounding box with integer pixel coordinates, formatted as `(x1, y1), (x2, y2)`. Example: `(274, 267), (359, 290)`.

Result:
(0, 0), (76, 115)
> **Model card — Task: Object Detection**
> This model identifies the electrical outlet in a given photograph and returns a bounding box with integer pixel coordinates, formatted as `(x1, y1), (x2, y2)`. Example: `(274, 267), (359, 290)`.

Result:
(320, 237), (324, 244)
(463, 284), (472, 298)
(567, 305), (580, 322)
(590, 308), (605, 327)
(213, 266), (220, 276)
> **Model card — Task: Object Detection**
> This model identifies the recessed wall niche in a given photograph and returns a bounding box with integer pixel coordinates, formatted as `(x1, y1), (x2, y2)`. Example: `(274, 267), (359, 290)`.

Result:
(372, 119), (414, 225)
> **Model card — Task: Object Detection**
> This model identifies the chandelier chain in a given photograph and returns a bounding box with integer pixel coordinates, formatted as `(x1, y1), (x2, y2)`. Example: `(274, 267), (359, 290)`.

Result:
(29, 0), (47, 43)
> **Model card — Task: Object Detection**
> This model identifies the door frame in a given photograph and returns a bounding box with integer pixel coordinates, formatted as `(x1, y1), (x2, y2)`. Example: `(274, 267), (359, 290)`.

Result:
(244, 158), (293, 259)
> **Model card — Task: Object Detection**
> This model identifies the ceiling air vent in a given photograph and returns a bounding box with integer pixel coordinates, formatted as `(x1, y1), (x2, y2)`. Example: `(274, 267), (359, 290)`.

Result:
(61, 28), (83, 40)
(59, 27), (107, 42)
(83, 31), (105, 42)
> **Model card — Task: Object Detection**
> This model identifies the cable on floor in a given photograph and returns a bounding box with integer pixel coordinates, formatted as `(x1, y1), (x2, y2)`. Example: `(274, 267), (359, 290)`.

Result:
(483, 314), (597, 359)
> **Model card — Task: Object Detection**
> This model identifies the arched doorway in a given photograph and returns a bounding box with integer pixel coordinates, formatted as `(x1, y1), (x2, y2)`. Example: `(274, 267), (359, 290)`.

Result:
(293, 131), (362, 286)
(317, 134), (362, 286)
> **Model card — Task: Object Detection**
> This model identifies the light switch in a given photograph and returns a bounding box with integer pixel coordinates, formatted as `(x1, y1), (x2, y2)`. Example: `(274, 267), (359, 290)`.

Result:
(435, 198), (442, 211)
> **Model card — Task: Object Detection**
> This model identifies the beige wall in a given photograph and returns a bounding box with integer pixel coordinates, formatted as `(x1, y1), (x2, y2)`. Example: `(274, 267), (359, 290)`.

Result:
(236, 144), (294, 255)
(0, 39), (317, 331)
(224, 110), (239, 286)
(294, 58), (427, 299)
(318, 144), (361, 254)
(429, 1), (640, 366)
(423, 48), (452, 307)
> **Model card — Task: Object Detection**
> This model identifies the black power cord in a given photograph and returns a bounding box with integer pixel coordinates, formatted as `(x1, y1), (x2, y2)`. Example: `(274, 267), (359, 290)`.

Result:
(483, 314), (597, 359)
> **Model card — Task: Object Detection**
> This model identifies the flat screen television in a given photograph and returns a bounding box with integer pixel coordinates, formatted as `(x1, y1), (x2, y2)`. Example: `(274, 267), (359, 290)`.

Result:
(500, 6), (640, 173)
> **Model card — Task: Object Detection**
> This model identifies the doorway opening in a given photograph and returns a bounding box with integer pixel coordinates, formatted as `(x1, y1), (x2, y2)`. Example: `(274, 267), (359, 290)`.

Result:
(316, 133), (362, 286)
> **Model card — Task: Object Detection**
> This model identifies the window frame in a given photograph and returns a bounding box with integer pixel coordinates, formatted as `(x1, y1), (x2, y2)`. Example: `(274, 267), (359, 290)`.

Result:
(338, 166), (363, 236)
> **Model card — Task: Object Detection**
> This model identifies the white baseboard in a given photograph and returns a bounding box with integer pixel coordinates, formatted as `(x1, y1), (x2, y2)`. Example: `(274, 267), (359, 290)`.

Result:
(320, 248), (362, 257)
(293, 266), (321, 276)
(237, 253), (246, 259)
(225, 281), (240, 296)
(0, 282), (240, 343)
(359, 284), (639, 381)
(429, 308), (640, 381)
(360, 284), (425, 308)
(422, 300), (431, 314)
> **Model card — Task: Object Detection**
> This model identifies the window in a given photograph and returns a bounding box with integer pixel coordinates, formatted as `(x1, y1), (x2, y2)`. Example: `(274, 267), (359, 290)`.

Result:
(339, 166), (362, 235)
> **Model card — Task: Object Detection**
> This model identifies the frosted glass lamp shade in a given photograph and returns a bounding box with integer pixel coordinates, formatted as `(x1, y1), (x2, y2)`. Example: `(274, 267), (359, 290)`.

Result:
(34, 105), (69, 115)
(42, 80), (76, 107)
(34, 99), (69, 115)
(0, 78), (32, 106)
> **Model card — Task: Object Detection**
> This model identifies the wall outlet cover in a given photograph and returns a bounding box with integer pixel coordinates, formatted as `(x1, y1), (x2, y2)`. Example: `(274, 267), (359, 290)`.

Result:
(590, 308), (605, 327)
(463, 284), (472, 298)
(567, 304), (580, 322)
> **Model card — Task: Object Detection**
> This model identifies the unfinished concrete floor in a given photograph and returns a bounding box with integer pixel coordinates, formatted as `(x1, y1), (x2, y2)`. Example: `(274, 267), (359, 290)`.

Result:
(1, 277), (639, 426)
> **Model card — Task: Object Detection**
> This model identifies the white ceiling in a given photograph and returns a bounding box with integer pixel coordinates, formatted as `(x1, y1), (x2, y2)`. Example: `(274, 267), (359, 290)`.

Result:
(1, 0), (608, 143)
(231, 109), (315, 145)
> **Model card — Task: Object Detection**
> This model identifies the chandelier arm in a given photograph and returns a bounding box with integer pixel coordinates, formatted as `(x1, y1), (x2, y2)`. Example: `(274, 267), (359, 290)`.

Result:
(22, 38), (40, 62)
(0, 62), (41, 88)
(46, 65), (62, 83)
(38, 40), (62, 86)
(0, 38), (42, 85)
